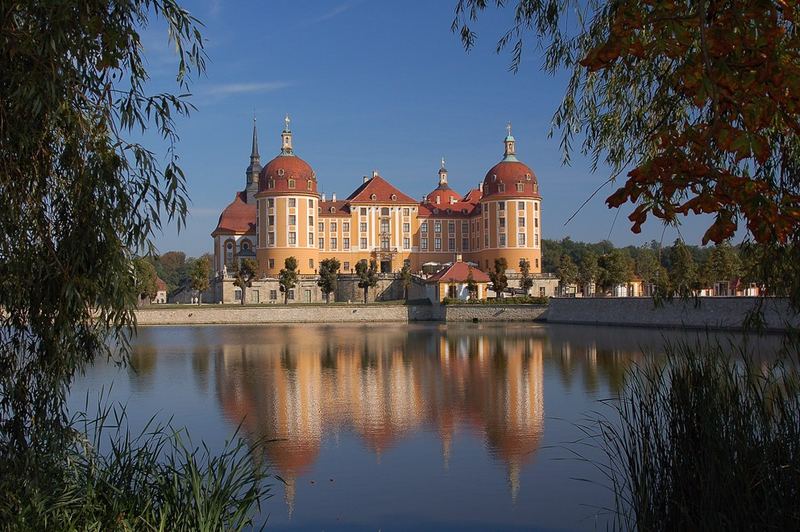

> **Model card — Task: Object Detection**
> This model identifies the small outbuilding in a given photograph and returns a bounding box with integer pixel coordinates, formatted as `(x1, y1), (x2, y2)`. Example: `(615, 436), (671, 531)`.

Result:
(427, 261), (490, 302)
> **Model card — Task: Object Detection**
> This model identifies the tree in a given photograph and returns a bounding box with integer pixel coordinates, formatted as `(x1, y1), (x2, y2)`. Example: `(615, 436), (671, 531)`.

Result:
(453, 1), (800, 308)
(279, 257), (299, 304)
(669, 239), (699, 297)
(355, 259), (379, 304)
(189, 256), (211, 305)
(317, 258), (341, 303)
(400, 263), (412, 301)
(557, 254), (579, 290)
(489, 258), (509, 298)
(0, 0), (205, 456)
(703, 241), (742, 286)
(519, 258), (533, 295)
(133, 257), (158, 304)
(579, 251), (600, 290)
(598, 249), (634, 293)
(233, 259), (257, 306)
(636, 248), (670, 296)
(466, 270), (479, 300)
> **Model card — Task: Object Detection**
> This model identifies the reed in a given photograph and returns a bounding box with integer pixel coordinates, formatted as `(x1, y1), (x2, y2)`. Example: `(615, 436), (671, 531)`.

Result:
(0, 400), (270, 531)
(599, 340), (800, 530)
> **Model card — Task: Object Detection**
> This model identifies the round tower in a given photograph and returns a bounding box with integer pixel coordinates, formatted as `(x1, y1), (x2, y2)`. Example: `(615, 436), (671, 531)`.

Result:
(254, 116), (320, 276)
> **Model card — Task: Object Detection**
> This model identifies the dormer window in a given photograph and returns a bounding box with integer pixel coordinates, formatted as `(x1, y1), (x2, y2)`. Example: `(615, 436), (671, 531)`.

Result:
(277, 168), (285, 176)
(492, 174), (497, 182)
(498, 183), (505, 192)
(391, 194), (397, 201)
(307, 180), (313, 190)
(446, 208), (452, 214)
(288, 179), (296, 189)
(268, 179), (275, 189)
(370, 193), (377, 200)
(330, 207), (336, 213)
(516, 183), (524, 192)
(526, 173), (532, 181)
(318, 207), (321, 213)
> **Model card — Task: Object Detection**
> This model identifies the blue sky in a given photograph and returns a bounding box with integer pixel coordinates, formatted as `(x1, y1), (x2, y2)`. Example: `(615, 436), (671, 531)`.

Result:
(143, 0), (711, 257)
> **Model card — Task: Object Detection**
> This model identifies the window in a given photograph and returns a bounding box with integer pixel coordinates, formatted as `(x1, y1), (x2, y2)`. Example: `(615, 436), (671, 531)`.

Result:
(344, 261), (350, 271)
(498, 183), (505, 192)
(288, 179), (296, 189)
(330, 221), (337, 231)
(268, 258), (275, 269)
(435, 237), (441, 251)
(308, 232), (314, 245)
(360, 237), (368, 249)
(516, 183), (524, 192)
(381, 236), (390, 250)
(318, 221), (324, 232)
(403, 222), (410, 233)
(308, 215), (314, 226)
(308, 198), (314, 208)
(319, 237), (325, 249)
(519, 233), (526, 246)
(234, 289), (242, 301)
(268, 198), (274, 208)
(370, 193), (377, 200)
(448, 237), (455, 250)
(343, 237), (350, 250)
(535, 234), (539, 246)
(288, 215), (296, 226)
(380, 219), (390, 233)
(462, 238), (469, 250)
(434, 221), (441, 233)
(462, 221), (468, 233)
(331, 237), (338, 250)
(270, 290), (277, 300)
(330, 207), (336, 213)
(381, 207), (390, 216)
(535, 217), (539, 228)
(268, 215), (275, 226)
(343, 222), (350, 232)
(535, 258), (539, 268)
(268, 232), (275, 246)
(288, 198), (296, 208)
(448, 221), (455, 233)
(390, 194), (397, 201)
(518, 201), (525, 210)
(403, 208), (409, 216)
(307, 180), (313, 190)
(403, 237), (410, 249)
(498, 201), (505, 210)
(288, 289), (295, 300)
(499, 217), (506, 228)
(499, 234), (506, 247)
(421, 221), (428, 232)
(289, 232), (296, 245)
(534, 202), (539, 211)
(360, 222), (367, 232)
(277, 168), (285, 176)
(268, 179), (275, 189)
(518, 217), (525, 227)
(360, 207), (367, 215)
(309, 259), (314, 269)
(421, 237), (428, 250)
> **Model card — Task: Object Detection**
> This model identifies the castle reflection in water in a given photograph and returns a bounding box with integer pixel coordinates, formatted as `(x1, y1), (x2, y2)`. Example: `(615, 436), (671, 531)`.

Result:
(204, 324), (641, 513)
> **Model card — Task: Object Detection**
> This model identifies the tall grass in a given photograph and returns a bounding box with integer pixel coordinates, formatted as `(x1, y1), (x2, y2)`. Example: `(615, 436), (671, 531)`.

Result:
(600, 340), (800, 530)
(0, 400), (271, 531)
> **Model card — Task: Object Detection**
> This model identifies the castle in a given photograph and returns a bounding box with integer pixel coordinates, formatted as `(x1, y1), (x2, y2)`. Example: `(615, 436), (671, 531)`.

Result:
(211, 116), (545, 303)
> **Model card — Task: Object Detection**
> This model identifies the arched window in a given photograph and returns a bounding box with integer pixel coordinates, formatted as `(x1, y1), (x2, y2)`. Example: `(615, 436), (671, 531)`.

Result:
(288, 178), (296, 189)
(277, 168), (285, 177)
(390, 194), (397, 201)
(307, 180), (313, 190)
(370, 193), (377, 201)
(268, 179), (275, 189)
(330, 206), (335, 213)
(224, 240), (235, 267)
(516, 182), (524, 192)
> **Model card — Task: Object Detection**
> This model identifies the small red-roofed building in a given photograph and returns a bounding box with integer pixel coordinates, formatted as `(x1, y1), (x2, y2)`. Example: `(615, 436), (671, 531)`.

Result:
(427, 257), (491, 301)
(152, 277), (168, 304)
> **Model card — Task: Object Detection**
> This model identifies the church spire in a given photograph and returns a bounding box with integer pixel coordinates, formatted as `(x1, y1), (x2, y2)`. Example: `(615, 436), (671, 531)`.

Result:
(503, 121), (518, 161)
(438, 156), (449, 188)
(244, 118), (262, 202)
(250, 117), (260, 161)
(280, 114), (294, 155)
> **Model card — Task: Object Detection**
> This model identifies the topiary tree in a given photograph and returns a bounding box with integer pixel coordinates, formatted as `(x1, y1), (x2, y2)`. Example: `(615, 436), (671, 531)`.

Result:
(279, 257), (298, 304)
(233, 258), (257, 306)
(355, 259), (379, 304)
(519, 258), (533, 295)
(489, 257), (508, 298)
(189, 256), (210, 305)
(317, 258), (340, 303)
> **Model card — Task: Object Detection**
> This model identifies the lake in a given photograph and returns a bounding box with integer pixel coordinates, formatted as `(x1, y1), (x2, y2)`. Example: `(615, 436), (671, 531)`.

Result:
(69, 322), (780, 531)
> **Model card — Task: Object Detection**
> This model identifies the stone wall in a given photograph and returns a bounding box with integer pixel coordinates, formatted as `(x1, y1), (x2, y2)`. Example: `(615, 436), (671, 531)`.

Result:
(442, 304), (547, 322)
(136, 304), (434, 325)
(546, 297), (800, 331)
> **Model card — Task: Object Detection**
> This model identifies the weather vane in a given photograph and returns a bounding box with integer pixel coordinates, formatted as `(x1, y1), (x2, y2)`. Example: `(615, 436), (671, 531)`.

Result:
(441, 156), (446, 169)
(506, 121), (512, 136)
(284, 113), (291, 131)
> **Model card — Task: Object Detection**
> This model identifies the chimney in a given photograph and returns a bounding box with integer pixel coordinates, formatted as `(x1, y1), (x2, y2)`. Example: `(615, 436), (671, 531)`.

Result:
(479, 182), (484, 193)
(436, 196), (440, 205)
(456, 253), (463, 263)
(372, 170), (379, 178)
(363, 175), (369, 184)
(332, 193), (337, 202)
(321, 193), (326, 202)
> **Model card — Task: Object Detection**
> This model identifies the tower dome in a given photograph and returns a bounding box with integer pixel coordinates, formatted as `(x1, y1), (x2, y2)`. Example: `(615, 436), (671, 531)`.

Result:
(257, 115), (318, 195)
(481, 124), (540, 199)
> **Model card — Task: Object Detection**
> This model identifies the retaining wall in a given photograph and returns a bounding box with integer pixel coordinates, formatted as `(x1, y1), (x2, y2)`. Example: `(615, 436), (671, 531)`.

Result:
(545, 297), (799, 331)
(442, 304), (547, 322)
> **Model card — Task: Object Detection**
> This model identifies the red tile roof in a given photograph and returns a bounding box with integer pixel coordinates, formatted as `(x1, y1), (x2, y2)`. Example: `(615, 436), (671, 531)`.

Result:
(427, 262), (490, 283)
(156, 277), (167, 291)
(318, 200), (351, 217)
(482, 160), (541, 199)
(258, 154), (317, 195)
(212, 191), (256, 236)
(347, 174), (418, 204)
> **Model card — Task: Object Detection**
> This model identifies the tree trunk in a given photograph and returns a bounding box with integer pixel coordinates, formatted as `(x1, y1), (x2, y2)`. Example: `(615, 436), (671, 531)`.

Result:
(363, 286), (368, 304)
(198, 290), (202, 305)
(240, 287), (246, 305)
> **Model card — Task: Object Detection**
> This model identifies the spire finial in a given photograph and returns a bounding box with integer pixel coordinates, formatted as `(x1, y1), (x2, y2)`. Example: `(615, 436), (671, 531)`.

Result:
(250, 116), (259, 159)
(441, 156), (446, 169)
(280, 114), (294, 155)
(506, 121), (512, 137)
(438, 156), (448, 187)
(284, 113), (291, 132)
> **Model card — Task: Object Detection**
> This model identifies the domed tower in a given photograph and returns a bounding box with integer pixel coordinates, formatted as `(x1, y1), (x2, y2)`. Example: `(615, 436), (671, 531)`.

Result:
(477, 124), (542, 273)
(255, 115), (320, 276)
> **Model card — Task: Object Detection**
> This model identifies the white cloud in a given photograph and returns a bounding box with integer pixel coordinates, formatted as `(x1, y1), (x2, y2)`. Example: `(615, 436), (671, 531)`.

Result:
(203, 81), (293, 96)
